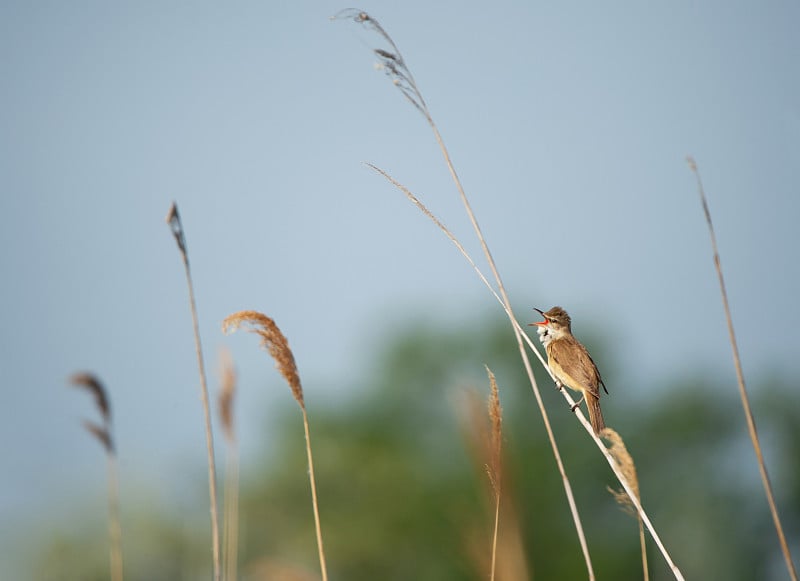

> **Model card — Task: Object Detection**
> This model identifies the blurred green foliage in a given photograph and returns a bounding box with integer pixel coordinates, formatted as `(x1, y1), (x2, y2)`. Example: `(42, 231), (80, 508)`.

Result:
(31, 312), (800, 580)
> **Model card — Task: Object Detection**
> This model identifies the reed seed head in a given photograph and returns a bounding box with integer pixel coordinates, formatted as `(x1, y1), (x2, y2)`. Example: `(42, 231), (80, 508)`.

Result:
(82, 420), (114, 454)
(166, 201), (187, 257)
(485, 366), (503, 495)
(602, 427), (640, 516)
(222, 310), (304, 408)
(69, 372), (114, 453)
(217, 347), (237, 443)
(70, 372), (111, 424)
(332, 8), (427, 116)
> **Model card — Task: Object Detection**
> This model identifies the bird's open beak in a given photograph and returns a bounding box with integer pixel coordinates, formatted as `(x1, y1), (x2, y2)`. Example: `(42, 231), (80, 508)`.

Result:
(529, 307), (548, 326)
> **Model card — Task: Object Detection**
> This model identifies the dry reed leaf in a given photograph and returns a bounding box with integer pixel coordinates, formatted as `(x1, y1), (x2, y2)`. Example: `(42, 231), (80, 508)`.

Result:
(165, 201), (187, 256)
(602, 427), (640, 516)
(218, 347), (237, 443)
(70, 372), (111, 424)
(82, 419), (114, 454)
(222, 310), (304, 408)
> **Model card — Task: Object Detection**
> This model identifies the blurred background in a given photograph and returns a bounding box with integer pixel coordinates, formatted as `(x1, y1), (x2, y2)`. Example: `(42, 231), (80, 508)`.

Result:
(1, 1), (798, 579)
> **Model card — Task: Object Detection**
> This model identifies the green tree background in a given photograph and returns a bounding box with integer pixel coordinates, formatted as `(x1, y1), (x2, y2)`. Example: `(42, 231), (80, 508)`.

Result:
(29, 311), (800, 580)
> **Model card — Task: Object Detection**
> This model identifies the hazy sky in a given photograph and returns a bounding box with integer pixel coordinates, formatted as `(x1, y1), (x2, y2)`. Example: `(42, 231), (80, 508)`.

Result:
(1, 1), (798, 574)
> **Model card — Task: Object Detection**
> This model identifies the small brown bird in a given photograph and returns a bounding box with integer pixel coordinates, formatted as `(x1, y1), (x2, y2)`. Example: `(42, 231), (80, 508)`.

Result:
(530, 306), (608, 434)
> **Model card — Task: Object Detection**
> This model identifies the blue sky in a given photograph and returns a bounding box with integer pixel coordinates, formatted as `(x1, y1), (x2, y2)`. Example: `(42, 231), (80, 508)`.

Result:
(1, 1), (798, 574)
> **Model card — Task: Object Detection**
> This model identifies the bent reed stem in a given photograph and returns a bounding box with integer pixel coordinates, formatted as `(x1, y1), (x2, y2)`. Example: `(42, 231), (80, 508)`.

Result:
(367, 165), (685, 580)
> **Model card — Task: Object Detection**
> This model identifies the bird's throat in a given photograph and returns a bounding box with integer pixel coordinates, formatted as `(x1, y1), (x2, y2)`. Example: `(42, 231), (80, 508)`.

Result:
(536, 324), (553, 346)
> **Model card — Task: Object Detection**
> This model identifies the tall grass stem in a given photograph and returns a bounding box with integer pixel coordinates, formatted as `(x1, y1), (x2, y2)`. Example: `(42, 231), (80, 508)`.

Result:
(166, 202), (221, 581)
(687, 156), (797, 581)
(222, 311), (328, 581)
(107, 455), (124, 581)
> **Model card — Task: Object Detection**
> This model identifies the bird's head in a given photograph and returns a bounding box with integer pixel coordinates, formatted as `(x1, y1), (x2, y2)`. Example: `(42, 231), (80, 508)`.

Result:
(530, 306), (572, 343)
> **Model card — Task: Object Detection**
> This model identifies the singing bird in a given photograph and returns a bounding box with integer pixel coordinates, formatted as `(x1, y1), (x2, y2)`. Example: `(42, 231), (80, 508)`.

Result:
(531, 306), (608, 434)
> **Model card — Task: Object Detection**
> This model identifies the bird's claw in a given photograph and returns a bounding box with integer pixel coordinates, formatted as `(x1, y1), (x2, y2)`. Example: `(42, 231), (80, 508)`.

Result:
(569, 395), (585, 413)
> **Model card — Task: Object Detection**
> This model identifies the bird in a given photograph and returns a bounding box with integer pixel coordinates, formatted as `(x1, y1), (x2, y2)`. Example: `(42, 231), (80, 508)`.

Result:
(530, 306), (608, 434)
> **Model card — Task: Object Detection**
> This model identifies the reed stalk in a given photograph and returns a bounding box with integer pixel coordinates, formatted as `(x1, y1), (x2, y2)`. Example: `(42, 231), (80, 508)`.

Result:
(222, 311), (328, 581)
(69, 373), (124, 581)
(166, 202), (221, 581)
(687, 156), (797, 581)
(218, 348), (239, 581)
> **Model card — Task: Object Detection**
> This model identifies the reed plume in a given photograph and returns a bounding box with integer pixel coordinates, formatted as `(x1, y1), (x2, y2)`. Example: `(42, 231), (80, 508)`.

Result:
(460, 375), (528, 581)
(603, 427), (648, 581)
(69, 372), (123, 581)
(222, 310), (327, 581)
(485, 367), (503, 581)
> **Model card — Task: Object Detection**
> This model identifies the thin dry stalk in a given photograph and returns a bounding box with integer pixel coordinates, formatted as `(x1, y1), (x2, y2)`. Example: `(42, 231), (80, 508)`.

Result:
(166, 202), (221, 581)
(69, 373), (123, 581)
(222, 311), (328, 581)
(687, 156), (798, 581)
(485, 367), (503, 581)
(222, 445), (240, 581)
(106, 454), (124, 581)
(218, 348), (240, 581)
(603, 428), (648, 581)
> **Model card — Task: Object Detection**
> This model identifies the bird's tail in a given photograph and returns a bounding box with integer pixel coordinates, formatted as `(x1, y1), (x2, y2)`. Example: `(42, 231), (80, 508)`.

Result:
(586, 393), (606, 435)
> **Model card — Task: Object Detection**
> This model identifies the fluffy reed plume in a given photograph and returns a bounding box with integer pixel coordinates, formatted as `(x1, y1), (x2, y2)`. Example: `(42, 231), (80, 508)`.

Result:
(485, 368), (503, 581)
(222, 311), (303, 408)
(602, 428), (648, 581)
(217, 348), (239, 581)
(218, 348), (237, 441)
(687, 157), (798, 581)
(69, 372), (123, 581)
(166, 202), (221, 581)
(460, 380), (529, 581)
(486, 366), (503, 581)
(485, 369), (502, 496)
(222, 310), (327, 581)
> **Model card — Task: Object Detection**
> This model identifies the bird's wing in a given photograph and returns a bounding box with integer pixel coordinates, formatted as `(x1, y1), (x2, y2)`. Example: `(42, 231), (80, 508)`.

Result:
(549, 338), (603, 399)
(585, 350), (608, 394)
